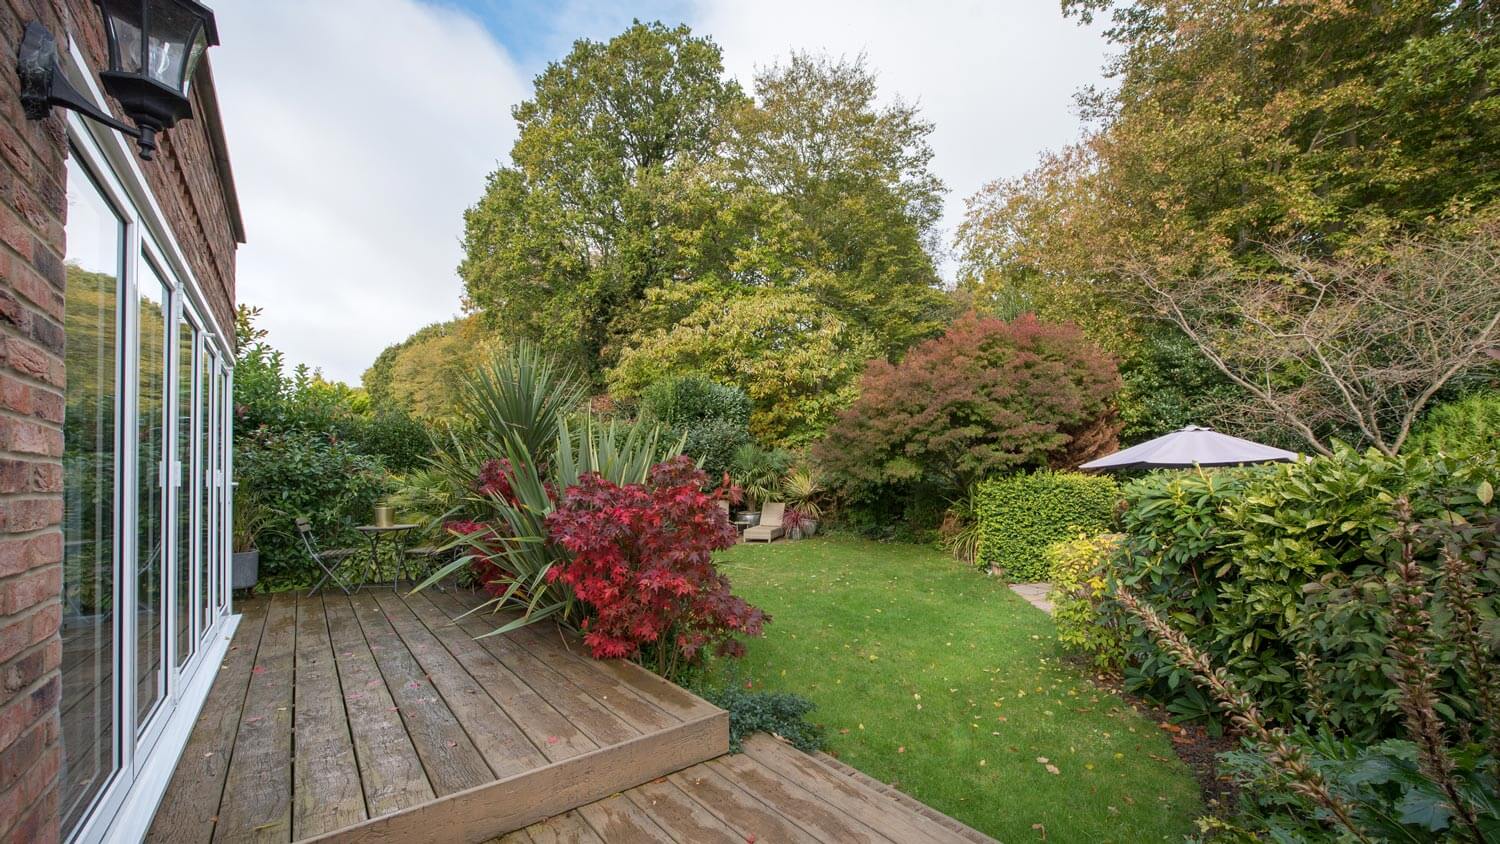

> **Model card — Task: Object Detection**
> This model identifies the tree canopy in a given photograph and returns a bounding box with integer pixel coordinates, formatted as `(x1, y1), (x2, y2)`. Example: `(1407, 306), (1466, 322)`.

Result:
(459, 23), (949, 439)
(956, 0), (1500, 445)
(362, 315), (500, 420)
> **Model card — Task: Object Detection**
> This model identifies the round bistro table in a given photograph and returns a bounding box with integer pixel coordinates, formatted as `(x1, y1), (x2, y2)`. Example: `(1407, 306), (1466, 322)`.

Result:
(353, 523), (420, 590)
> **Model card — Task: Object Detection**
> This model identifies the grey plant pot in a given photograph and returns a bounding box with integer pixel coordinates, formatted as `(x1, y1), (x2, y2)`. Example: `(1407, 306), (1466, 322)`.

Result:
(803, 520), (818, 537)
(231, 550), (259, 590)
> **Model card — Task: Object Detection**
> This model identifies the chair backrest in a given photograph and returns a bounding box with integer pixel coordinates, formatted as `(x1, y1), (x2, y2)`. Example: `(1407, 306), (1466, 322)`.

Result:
(760, 502), (786, 527)
(294, 518), (322, 560)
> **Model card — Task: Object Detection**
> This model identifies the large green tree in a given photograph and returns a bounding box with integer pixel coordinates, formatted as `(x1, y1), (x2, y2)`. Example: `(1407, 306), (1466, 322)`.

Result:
(460, 21), (745, 381)
(461, 29), (950, 436)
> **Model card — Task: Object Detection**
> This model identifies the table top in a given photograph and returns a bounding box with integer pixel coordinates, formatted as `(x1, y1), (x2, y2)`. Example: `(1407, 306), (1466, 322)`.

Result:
(355, 523), (420, 533)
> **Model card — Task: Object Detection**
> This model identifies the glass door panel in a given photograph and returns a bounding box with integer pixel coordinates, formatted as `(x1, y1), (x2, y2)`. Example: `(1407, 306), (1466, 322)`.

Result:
(215, 365), (230, 617)
(135, 261), (171, 728)
(197, 348), (214, 642)
(174, 319), (198, 669)
(60, 155), (122, 836)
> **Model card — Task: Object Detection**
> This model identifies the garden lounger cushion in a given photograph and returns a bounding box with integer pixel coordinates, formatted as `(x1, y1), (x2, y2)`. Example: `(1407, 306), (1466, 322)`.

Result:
(744, 502), (786, 542)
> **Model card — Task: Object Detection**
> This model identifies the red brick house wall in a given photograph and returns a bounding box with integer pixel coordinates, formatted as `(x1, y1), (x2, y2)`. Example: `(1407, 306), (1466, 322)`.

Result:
(0, 1), (240, 841)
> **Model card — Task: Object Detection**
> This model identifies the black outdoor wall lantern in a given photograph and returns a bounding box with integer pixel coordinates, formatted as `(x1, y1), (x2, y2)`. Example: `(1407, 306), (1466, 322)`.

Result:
(16, 0), (218, 160)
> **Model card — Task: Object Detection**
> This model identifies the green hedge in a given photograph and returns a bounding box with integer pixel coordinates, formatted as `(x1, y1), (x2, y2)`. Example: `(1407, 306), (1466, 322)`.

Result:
(975, 471), (1120, 580)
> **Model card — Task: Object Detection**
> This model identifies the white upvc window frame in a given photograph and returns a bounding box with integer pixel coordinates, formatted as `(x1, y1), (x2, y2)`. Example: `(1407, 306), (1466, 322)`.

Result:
(59, 33), (239, 844)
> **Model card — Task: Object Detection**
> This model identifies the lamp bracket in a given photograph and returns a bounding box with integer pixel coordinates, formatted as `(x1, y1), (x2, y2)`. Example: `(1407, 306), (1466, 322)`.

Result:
(16, 21), (156, 159)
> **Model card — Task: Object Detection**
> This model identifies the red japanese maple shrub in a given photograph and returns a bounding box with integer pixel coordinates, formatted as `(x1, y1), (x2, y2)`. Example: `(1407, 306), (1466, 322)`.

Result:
(816, 312), (1120, 492)
(544, 455), (766, 668)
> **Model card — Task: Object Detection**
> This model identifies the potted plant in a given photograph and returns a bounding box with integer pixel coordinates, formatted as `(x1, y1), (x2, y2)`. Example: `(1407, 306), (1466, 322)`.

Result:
(782, 507), (809, 540)
(781, 467), (825, 536)
(231, 486), (270, 590)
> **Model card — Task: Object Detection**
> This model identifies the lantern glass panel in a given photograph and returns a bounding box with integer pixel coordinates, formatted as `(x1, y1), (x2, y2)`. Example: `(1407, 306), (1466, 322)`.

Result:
(99, 0), (145, 75)
(145, 1), (201, 90)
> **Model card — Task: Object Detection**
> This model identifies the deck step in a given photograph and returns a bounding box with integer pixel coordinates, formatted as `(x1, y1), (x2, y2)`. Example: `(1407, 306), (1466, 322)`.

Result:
(808, 746), (996, 843)
(304, 707), (728, 843)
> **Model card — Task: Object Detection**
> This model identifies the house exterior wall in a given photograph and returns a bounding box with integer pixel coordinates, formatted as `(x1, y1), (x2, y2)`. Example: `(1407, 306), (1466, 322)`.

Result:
(0, 1), (240, 841)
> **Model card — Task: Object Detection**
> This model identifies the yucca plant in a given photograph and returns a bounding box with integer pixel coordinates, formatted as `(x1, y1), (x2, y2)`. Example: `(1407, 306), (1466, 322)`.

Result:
(459, 341), (586, 461)
(781, 467), (826, 521)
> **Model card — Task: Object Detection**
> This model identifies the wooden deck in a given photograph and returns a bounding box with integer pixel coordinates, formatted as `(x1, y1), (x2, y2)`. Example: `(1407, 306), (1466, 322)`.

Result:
(495, 734), (993, 844)
(145, 588), (727, 843)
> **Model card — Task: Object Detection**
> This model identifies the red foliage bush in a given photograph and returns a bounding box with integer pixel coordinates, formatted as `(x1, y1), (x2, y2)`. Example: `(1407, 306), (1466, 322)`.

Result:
(817, 312), (1120, 491)
(544, 455), (766, 663)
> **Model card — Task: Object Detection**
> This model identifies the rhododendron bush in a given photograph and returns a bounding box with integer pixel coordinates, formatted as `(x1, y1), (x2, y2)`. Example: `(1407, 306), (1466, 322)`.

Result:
(546, 455), (766, 671)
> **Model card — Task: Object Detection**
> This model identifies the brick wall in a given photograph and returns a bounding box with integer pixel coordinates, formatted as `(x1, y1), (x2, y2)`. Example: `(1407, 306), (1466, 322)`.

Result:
(0, 0), (240, 841)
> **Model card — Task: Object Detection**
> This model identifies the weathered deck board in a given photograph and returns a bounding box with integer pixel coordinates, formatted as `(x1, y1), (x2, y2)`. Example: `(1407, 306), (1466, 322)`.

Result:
(402, 590), (598, 761)
(146, 586), (982, 844)
(574, 794), (675, 844)
(497, 736), (992, 844)
(517, 812), (601, 843)
(425, 590), (645, 744)
(345, 591), (494, 795)
(740, 733), (969, 842)
(367, 590), (549, 777)
(322, 594), (434, 818)
(212, 593), (297, 842)
(146, 598), (268, 844)
(668, 763), (819, 843)
(712, 750), (892, 842)
(291, 595), (365, 838)
(623, 778), (743, 843)
(451, 594), (701, 730)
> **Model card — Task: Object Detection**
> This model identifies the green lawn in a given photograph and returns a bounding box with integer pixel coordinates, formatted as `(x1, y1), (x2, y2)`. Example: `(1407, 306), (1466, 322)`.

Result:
(709, 536), (1203, 843)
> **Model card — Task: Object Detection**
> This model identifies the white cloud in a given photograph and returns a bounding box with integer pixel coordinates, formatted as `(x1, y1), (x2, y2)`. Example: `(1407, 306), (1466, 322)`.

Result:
(211, 0), (525, 384)
(690, 0), (1109, 271)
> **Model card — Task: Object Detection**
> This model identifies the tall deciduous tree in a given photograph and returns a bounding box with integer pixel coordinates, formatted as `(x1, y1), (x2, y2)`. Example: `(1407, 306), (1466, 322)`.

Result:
(723, 53), (950, 357)
(460, 22), (746, 381)
(816, 313), (1121, 495)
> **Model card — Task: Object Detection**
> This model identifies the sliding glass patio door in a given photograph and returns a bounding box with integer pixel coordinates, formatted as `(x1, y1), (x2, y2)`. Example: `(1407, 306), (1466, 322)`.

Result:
(60, 134), (236, 843)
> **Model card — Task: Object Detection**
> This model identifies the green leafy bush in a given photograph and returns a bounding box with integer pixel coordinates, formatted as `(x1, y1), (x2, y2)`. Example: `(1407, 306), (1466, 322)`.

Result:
(692, 684), (825, 753)
(234, 428), (386, 588)
(641, 375), (751, 428)
(345, 407), (433, 474)
(1046, 533), (1125, 670)
(1408, 389), (1500, 457)
(641, 376), (752, 479)
(975, 472), (1120, 580)
(1114, 446), (1499, 735)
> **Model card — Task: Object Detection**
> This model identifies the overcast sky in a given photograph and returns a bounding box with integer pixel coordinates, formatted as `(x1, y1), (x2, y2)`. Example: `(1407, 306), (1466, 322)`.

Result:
(210, 1), (1109, 385)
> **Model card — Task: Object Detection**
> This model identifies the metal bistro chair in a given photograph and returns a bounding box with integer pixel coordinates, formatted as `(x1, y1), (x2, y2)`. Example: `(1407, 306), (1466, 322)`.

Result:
(297, 518), (359, 596)
(403, 540), (454, 592)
